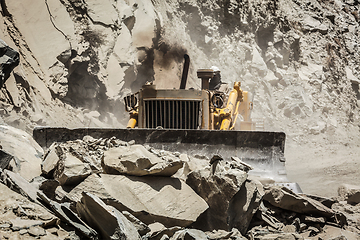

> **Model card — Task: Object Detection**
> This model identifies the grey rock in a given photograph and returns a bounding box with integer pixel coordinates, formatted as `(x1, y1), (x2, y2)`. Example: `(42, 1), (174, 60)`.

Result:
(37, 191), (98, 239)
(122, 211), (150, 236)
(1, 169), (41, 204)
(301, 193), (336, 208)
(28, 226), (47, 237)
(250, 47), (268, 77)
(42, 143), (61, 176)
(30, 176), (59, 200)
(171, 229), (208, 240)
(10, 218), (43, 231)
(228, 180), (263, 235)
(54, 152), (92, 186)
(102, 144), (183, 177)
(186, 159), (248, 231)
(264, 186), (347, 226)
(0, 39), (19, 88)
(338, 184), (360, 205)
(0, 149), (13, 170)
(0, 223), (11, 229)
(302, 16), (328, 34)
(68, 174), (208, 228)
(0, 125), (43, 181)
(19, 229), (28, 235)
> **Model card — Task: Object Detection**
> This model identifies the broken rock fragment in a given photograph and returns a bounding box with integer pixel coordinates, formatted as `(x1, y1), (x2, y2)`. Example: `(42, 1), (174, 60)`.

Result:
(30, 176), (59, 200)
(102, 144), (183, 176)
(263, 186), (347, 226)
(171, 229), (208, 240)
(41, 143), (61, 176)
(54, 152), (92, 186)
(37, 191), (98, 239)
(122, 211), (150, 236)
(0, 149), (13, 170)
(1, 169), (41, 204)
(68, 174), (208, 227)
(77, 192), (141, 240)
(338, 184), (360, 205)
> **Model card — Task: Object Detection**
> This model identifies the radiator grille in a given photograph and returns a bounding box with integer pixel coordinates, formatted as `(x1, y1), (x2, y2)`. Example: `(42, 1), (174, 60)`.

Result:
(144, 100), (201, 129)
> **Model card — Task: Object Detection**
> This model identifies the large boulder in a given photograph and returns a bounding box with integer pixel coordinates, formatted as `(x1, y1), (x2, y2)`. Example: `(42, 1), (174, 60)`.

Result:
(68, 174), (208, 227)
(228, 180), (263, 235)
(102, 144), (183, 177)
(186, 157), (260, 232)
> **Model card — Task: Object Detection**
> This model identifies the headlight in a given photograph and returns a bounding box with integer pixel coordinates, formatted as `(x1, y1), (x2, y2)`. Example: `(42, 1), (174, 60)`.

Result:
(124, 94), (138, 112)
(211, 93), (224, 108)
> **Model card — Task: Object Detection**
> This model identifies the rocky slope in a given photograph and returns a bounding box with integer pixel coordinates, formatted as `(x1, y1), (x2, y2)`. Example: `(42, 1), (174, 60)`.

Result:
(0, 0), (360, 196)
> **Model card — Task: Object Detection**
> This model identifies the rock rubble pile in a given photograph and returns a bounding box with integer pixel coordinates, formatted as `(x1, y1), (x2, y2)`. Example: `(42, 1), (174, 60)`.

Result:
(0, 126), (359, 239)
(0, 0), (360, 197)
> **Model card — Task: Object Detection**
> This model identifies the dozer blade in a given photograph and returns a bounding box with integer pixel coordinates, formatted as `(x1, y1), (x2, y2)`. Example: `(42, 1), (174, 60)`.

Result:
(33, 127), (290, 183)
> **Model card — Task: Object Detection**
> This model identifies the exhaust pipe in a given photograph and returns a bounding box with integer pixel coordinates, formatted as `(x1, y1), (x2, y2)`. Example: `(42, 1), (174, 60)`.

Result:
(180, 54), (190, 89)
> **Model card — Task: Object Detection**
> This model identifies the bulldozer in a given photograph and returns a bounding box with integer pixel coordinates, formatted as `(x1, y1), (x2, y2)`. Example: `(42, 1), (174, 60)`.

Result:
(33, 55), (300, 191)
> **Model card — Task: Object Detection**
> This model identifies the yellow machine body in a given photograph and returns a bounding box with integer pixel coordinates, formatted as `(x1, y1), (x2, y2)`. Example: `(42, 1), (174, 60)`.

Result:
(125, 70), (254, 131)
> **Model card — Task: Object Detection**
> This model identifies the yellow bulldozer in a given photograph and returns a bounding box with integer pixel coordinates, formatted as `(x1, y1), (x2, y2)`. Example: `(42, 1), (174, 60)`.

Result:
(33, 55), (300, 191)
(124, 70), (253, 131)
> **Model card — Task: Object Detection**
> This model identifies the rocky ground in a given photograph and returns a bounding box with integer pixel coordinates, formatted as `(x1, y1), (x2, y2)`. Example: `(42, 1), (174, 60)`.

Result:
(0, 126), (360, 239)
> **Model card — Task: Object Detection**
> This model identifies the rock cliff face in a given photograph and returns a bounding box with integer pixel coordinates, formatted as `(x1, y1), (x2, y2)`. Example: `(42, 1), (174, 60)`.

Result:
(0, 0), (360, 194)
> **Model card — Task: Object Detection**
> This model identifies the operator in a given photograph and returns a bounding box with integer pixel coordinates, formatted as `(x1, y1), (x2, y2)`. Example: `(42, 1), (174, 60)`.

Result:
(209, 66), (228, 93)
(209, 66), (221, 90)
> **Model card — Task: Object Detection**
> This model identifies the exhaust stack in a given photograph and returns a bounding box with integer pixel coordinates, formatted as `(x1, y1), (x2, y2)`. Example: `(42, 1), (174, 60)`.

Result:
(180, 54), (190, 89)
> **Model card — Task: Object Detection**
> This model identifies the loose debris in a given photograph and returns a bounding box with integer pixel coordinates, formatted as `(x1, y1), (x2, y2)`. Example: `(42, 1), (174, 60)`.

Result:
(0, 134), (359, 239)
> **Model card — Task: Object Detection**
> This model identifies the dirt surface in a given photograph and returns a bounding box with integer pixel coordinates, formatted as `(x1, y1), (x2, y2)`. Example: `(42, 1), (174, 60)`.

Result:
(286, 140), (360, 197)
